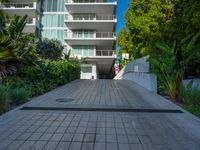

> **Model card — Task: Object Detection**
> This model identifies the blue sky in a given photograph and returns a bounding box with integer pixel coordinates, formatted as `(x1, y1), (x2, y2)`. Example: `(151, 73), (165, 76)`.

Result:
(116, 0), (130, 33)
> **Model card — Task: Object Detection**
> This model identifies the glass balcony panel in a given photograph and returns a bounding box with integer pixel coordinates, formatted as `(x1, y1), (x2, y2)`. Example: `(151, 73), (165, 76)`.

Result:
(65, 0), (115, 3)
(2, 3), (34, 8)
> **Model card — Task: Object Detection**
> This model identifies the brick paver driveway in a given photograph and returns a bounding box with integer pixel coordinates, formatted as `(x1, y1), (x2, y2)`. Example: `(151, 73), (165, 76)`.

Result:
(0, 80), (200, 150)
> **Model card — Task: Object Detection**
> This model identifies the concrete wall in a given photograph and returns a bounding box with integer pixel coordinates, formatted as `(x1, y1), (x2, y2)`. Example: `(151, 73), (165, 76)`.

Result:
(114, 56), (157, 92)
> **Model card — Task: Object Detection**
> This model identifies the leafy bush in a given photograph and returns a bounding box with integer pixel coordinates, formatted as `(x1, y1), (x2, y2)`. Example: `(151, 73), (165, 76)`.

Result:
(36, 38), (64, 60)
(0, 85), (10, 114)
(0, 60), (80, 115)
(183, 86), (200, 117)
(4, 76), (30, 89)
(30, 80), (46, 96)
(183, 87), (200, 107)
(10, 88), (30, 105)
(17, 65), (40, 81)
(44, 60), (80, 86)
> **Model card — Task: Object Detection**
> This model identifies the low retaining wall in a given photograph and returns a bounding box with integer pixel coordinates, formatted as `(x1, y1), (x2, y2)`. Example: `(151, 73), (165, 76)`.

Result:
(183, 79), (200, 89)
(114, 56), (157, 92)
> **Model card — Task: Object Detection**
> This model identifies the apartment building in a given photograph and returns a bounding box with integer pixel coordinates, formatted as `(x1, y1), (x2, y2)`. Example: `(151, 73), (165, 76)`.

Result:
(0, 0), (117, 79)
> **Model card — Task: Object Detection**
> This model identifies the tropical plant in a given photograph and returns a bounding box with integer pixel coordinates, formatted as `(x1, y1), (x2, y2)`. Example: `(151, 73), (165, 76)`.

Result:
(0, 84), (10, 114)
(0, 14), (39, 79)
(150, 32), (200, 101)
(0, 10), (8, 36)
(64, 49), (71, 61)
(4, 15), (27, 40)
(36, 38), (64, 60)
(118, 0), (200, 79)
(0, 36), (19, 79)
(10, 88), (30, 105)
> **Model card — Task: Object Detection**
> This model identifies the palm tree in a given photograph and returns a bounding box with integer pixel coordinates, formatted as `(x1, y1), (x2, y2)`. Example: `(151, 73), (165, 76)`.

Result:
(0, 36), (19, 79)
(6, 15), (28, 40)
(0, 14), (39, 79)
(150, 32), (200, 101)
(0, 6), (8, 36)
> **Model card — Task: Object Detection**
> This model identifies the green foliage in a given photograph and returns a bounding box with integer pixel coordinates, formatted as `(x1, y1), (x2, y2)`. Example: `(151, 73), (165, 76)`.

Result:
(0, 15), (39, 79)
(64, 50), (71, 61)
(36, 38), (64, 60)
(44, 60), (80, 86)
(10, 88), (30, 105)
(0, 10), (8, 36)
(183, 83), (200, 107)
(17, 65), (40, 81)
(150, 32), (200, 100)
(118, 0), (200, 78)
(0, 84), (10, 114)
(117, 0), (175, 56)
(6, 15), (27, 40)
(30, 80), (46, 95)
(183, 87), (200, 117)
(0, 36), (19, 79)
(0, 60), (80, 115)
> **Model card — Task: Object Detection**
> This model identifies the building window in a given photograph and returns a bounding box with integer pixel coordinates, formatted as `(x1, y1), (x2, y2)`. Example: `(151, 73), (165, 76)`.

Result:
(41, 14), (64, 27)
(72, 45), (95, 57)
(41, 29), (64, 43)
(81, 67), (92, 73)
(42, 0), (64, 12)
(72, 30), (95, 38)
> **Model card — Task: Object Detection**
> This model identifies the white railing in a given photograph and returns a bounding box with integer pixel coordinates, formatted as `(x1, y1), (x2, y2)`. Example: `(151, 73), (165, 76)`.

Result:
(65, 0), (116, 3)
(114, 56), (157, 93)
(0, 2), (35, 8)
(65, 14), (115, 21)
(65, 32), (116, 38)
(96, 50), (114, 56)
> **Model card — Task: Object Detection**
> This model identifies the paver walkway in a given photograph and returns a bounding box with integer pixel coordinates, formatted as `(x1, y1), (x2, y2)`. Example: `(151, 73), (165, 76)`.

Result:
(0, 80), (200, 150)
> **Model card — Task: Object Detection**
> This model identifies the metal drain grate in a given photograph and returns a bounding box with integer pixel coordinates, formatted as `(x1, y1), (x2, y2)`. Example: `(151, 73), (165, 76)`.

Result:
(56, 98), (74, 103)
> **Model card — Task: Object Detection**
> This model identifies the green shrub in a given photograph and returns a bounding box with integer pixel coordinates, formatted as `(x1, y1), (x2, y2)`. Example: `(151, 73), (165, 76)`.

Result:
(0, 60), (80, 115)
(44, 60), (80, 86)
(183, 87), (200, 107)
(183, 87), (200, 117)
(17, 65), (40, 81)
(36, 38), (64, 60)
(4, 77), (30, 89)
(10, 88), (30, 105)
(30, 80), (46, 96)
(0, 85), (10, 114)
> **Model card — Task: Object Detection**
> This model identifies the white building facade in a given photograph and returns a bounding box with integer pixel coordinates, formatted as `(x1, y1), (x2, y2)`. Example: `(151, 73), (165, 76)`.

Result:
(0, 0), (117, 79)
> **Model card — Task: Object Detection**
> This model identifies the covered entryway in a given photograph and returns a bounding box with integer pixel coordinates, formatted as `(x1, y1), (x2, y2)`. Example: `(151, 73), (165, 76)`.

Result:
(80, 57), (115, 79)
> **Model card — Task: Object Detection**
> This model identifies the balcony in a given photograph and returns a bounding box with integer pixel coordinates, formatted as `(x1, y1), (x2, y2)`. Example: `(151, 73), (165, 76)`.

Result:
(65, 14), (116, 21)
(65, 0), (117, 14)
(65, 14), (116, 30)
(71, 50), (115, 58)
(65, 31), (116, 46)
(0, 2), (36, 9)
(65, 31), (116, 39)
(96, 50), (114, 56)
(0, 2), (38, 16)
(65, 0), (116, 3)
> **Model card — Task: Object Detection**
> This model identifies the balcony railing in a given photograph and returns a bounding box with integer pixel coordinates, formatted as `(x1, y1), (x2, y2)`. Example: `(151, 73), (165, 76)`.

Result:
(0, 2), (35, 8)
(65, 14), (116, 21)
(96, 50), (114, 56)
(65, 0), (116, 3)
(65, 32), (116, 38)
